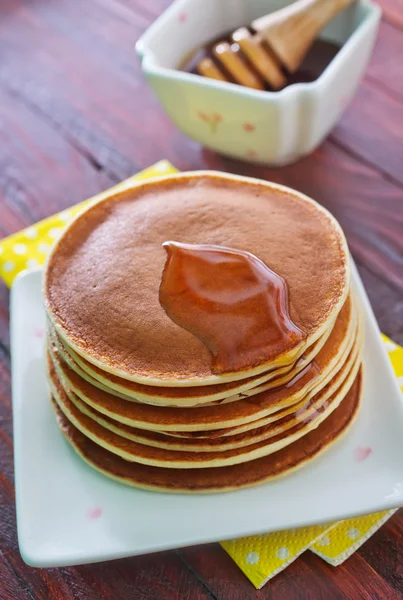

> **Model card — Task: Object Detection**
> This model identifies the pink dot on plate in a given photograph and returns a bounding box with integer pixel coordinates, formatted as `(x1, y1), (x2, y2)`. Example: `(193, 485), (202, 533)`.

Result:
(179, 12), (187, 22)
(354, 446), (372, 462)
(33, 328), (44, 339)
(243, 122), (255, 132)
(87, 507), (103, 520)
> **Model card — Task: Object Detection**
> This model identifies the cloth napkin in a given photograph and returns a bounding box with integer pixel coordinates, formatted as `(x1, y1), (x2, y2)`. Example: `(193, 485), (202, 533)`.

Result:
(0, 161), (400, 588)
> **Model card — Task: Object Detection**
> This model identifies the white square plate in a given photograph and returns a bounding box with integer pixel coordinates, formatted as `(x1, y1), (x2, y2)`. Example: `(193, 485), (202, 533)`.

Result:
(11, 266), (403, 568)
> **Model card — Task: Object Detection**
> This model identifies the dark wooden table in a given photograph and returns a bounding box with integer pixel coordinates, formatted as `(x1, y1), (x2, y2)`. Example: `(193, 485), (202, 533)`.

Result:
(0, 0), (403, 598)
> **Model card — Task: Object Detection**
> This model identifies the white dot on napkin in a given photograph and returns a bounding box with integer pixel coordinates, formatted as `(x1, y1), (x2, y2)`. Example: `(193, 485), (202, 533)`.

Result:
(26, 258), (39, 269)
(276, 547), (290, 560)
(59, 210), (73, 222)
(2, 261), (15, 272)
(347, 527), (361, 540)
(316, 535), (331, 547)
(49, 227), (63, 239)
(13, 243), (27, 255)
(154, 161), (170, 172)
(25, 227), (38, 239)
(384, 340), (397, 352)
(245, 551), (260, 565)
(38, 243), (50, 254)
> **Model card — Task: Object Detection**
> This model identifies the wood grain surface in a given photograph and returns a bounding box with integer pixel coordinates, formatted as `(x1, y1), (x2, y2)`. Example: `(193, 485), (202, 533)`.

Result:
(0, 0), (402, 598)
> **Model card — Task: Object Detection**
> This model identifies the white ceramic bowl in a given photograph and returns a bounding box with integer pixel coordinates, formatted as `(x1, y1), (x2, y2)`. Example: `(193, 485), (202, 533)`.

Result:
(137, 0), (381, 166)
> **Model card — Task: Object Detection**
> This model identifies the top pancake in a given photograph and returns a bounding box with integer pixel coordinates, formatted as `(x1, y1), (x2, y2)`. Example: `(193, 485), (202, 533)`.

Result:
(44, 171), (350, 386)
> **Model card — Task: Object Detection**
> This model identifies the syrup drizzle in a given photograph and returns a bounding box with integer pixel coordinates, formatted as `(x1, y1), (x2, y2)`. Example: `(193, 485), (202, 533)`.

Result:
(159, 241), (306, 374)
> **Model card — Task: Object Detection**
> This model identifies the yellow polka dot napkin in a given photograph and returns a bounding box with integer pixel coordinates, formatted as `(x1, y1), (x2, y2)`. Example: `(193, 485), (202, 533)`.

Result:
(221, 523), (338, 588)
(0, 160), (177, 288)
(0, 161), (401, 587)
(311, 508), (398, 567)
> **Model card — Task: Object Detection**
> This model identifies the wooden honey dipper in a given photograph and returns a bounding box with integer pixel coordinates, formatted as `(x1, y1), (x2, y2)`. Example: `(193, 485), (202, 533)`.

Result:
(197, 0), (355, 90)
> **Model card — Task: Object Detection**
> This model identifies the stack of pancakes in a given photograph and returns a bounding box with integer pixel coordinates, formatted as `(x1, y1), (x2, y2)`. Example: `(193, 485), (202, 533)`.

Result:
(44, 172), (363, 493)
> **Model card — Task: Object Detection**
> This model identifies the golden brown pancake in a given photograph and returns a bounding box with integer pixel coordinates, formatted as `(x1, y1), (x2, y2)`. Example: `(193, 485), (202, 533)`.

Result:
(48, 316), (335, 406)
(51, 367), (362, 492)
(51, 353), (359, 467)
(44, 172), (350, 386)
(47, 297), (357, 433)
(52, 334), (361, 454)
(168, 303), (361, 439)
(202, 305), (362, 438)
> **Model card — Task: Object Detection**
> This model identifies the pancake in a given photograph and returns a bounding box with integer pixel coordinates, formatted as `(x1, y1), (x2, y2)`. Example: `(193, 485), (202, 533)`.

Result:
(44, 172), (350, 386)
(48, 314), (335, 406)
(51, 367), (362, 492)
(47, 296), (357, 433)
(52, 331), (362, 453)
(173, 304), (364, 439)
(50, 349), (360, 468)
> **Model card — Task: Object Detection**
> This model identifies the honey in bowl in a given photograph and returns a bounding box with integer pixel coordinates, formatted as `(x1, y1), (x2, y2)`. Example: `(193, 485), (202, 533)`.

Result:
(181, 34), (341, 92)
